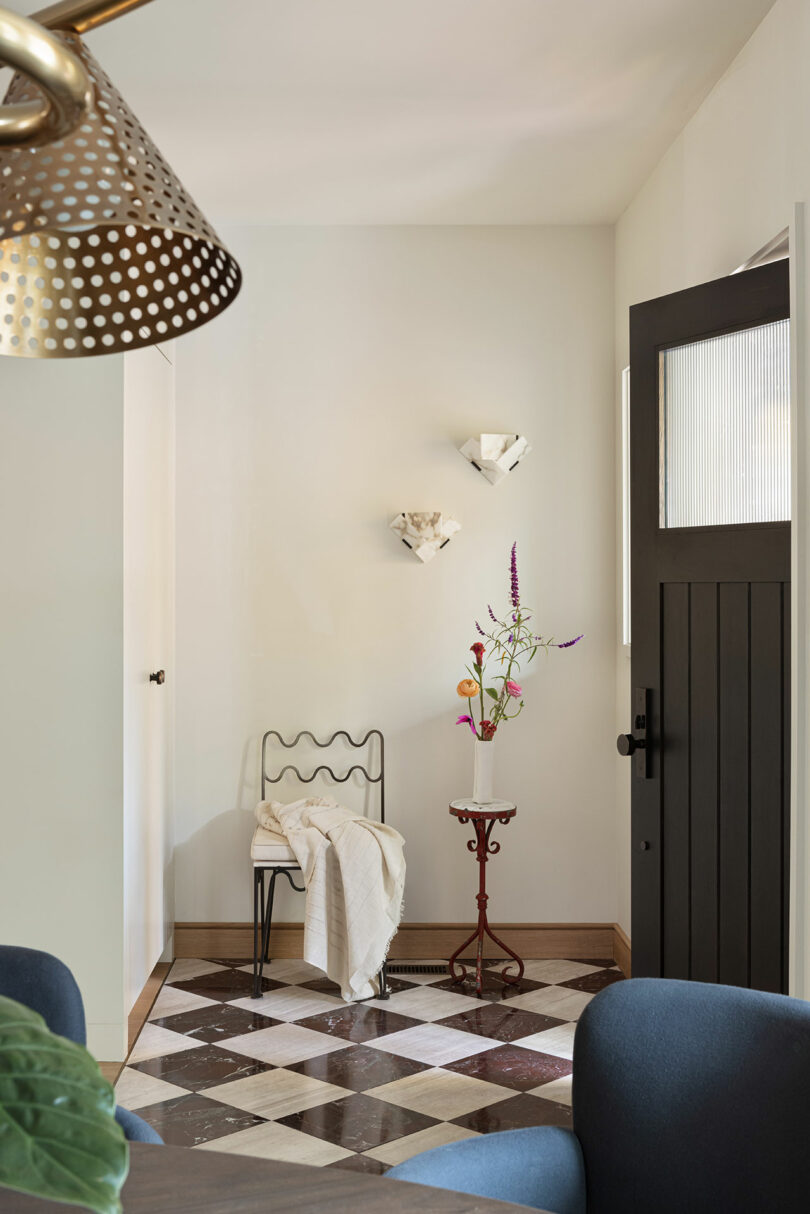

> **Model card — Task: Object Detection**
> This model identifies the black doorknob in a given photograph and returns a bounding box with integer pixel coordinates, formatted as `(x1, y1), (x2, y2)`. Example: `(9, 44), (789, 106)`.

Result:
(617, 733), (645, 757)
(149, 670), (165, 685)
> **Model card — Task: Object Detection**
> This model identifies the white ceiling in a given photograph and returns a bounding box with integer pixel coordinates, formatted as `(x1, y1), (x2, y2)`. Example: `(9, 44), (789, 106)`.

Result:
(14, 0), (775, 225)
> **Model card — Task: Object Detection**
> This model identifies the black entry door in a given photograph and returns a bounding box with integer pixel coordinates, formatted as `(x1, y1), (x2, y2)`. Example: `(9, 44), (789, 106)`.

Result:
(625, 259), (790, 992)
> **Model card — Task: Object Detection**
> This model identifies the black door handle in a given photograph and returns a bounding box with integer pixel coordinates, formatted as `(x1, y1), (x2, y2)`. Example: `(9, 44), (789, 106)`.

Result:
(618, 688), (650, 778)
(149, 670), (165, 685)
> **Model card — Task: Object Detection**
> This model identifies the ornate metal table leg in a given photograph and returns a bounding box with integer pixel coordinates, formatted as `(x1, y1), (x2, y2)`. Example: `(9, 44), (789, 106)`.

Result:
(448, 813), (525, 997)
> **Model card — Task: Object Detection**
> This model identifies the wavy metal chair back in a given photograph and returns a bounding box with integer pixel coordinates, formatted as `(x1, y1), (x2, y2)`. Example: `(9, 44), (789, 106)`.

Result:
(260, 728), (385, 822)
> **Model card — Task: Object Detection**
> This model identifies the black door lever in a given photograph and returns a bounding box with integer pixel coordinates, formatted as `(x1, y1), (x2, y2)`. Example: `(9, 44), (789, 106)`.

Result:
(617, 688), (650, 778)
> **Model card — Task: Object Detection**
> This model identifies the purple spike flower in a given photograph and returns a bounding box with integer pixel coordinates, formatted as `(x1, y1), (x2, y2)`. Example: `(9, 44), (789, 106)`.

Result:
(475, 620), (485, 636)
(555, 634), (584, 649)
(510, 542), (520, 608)
(488, 604), (498, 623)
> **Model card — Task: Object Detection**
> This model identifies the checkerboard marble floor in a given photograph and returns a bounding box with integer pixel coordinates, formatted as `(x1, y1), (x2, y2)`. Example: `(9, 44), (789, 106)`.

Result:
(116, 956), (623, 1173)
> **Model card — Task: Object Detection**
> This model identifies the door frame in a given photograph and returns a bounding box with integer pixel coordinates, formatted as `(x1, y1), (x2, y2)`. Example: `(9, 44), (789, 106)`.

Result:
(628, 261), (790, 983)
(789, 202), (810, 999)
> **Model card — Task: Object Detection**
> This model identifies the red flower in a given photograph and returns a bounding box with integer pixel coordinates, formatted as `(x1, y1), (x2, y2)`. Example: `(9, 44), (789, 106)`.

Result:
(470, 642), (485, 665)
(481, 720), (497, 740)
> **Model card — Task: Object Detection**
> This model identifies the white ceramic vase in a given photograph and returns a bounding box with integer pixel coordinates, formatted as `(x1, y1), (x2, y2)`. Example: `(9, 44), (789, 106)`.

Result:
(473, 739), (495, 804)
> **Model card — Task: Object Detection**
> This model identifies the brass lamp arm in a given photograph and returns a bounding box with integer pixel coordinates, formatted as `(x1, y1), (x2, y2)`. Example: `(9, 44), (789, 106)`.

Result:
(31, 0), (155, 34)
(0, 8), (92, 145)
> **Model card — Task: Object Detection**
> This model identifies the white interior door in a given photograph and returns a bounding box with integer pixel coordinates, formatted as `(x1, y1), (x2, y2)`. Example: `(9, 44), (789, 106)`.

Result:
(123, 343), (175, 1012)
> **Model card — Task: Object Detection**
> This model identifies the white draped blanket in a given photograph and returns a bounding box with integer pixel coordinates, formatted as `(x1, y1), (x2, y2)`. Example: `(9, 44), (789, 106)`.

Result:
(255, 796), (405, 1001)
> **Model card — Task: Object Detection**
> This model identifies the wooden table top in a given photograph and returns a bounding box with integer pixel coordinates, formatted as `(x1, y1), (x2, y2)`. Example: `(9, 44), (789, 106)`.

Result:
(0, 1143), (544, 1213)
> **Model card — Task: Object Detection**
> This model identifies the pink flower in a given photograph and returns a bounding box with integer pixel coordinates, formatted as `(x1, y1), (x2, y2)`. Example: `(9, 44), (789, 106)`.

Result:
(456, 714), (477, 735)
(505, 680), (522, 698)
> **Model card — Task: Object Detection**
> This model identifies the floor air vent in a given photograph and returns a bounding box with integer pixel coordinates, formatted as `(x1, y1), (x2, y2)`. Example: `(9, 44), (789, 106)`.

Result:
(386, 963), (447, 975)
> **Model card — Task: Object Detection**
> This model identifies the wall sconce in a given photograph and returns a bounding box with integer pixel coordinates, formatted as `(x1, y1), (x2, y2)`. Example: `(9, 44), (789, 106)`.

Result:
(390, 512), (461, 563)
(459, 434), (531, 485)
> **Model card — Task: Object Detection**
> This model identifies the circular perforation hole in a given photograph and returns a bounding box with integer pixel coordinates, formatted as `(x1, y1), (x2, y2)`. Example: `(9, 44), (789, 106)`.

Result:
(0, 36), (241, 358)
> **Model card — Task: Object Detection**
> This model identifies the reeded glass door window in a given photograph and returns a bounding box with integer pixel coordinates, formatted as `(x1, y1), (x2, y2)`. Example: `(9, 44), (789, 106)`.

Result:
(660, 318), (790, 528)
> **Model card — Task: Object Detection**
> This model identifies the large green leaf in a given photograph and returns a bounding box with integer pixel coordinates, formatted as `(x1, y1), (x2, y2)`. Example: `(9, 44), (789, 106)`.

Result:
(0, 996), (128, 1214)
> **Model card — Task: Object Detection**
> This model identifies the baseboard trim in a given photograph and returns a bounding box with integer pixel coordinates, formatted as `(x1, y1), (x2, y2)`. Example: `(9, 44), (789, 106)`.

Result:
(127, 962), (172, 1053)
(613, 923), (632, 976)
(174, 921), (619, 962)
(97, 960), (172, 1082)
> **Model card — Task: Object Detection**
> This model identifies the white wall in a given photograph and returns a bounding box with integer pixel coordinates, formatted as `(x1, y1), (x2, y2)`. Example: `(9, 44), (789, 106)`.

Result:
(0, 356), (127, 1059)
(174, 225), (617, 927)
(613, 0), (810, 935)
(123, 345), (176, 1012)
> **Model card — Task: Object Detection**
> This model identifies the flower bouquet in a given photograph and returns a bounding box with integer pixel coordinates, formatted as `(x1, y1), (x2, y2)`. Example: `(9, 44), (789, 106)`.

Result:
(456, 543), (582, 802)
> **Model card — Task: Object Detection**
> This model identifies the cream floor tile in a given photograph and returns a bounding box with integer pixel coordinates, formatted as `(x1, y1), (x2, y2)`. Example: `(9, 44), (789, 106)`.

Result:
(517, 960), (602, 984)
(114, 1066), (188, 1111)
(515, 1022), (578, 1060)
(148, 985), (220, 1020)
(530, 1075), (573, 1106)
(370, 986), (482, 1022)
(167, 959), (230, 983)
(372, 1024), (497, 1066)
(195, 1120), (353, 1166)
(504, 985), (594, 1021)
(368, 1067), (508, 1120)
(236, 959), (324, 985)
(228, 985), (345, 1022)
(204, 1068), (352, 1120)
(223, 1023), (349, 1066)
(128, 1023), (204, 1063)
(365, 1122), (480, 1167)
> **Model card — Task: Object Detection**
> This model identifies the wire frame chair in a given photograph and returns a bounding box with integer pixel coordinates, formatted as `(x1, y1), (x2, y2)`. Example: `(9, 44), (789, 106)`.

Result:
(252, 729), (389, 999)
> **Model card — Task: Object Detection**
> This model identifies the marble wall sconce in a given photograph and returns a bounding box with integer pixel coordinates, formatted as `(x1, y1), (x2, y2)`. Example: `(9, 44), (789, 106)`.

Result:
(459, 433), (531, 485)
(390, 512), (461, 562)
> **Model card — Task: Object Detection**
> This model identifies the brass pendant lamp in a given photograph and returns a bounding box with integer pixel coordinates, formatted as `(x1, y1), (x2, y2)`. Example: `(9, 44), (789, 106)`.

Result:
(0, 0), (241, 358)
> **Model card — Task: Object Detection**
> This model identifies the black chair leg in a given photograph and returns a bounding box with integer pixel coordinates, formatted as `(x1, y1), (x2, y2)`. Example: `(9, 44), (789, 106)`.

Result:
(252, 868), (264, 998)
(262, 869), (278, 965)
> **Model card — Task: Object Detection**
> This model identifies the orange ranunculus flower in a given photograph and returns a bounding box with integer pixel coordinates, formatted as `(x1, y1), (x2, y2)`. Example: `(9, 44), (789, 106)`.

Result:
(457, 678), (479, 698)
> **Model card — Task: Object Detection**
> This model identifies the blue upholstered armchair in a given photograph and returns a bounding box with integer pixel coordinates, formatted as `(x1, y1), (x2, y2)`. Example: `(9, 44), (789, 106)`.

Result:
(388, 978), (810, 1213)
(0, 945), (162, 1145)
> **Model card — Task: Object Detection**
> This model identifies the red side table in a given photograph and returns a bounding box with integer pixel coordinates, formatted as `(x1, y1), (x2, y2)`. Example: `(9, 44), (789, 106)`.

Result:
(448, 799), (525, 997)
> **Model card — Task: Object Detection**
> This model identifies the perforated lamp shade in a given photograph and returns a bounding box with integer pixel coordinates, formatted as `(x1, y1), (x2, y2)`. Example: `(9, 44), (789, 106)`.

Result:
(0, 31), (241, 358)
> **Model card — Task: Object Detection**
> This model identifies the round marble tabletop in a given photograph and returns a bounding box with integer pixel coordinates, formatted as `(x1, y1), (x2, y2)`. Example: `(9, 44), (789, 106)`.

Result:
(449, 799), (516, 819)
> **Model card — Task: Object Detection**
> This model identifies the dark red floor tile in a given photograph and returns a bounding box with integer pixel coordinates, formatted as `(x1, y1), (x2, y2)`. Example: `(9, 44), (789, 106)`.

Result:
(444, 1043), (573, 1091)
(328, 1153), (389, 1175)
(287, 1044), (431, 1092)
(559, 969), (625, 993)
(151, 1003), (281, 1043)
(452, 1091), (572, 1133)
(134, 1093), (266, 1147)
(300, 975), (417, 997)
(131, 1044), (273, 1091)
(436, 1003), (564, 1042)
(204, 958), (255, 969)
(278, 1093), (439, 1153)
(295, 1004), (422, 1043)
(432, 967), (547, 1001)
(169, 969), (281, 1000)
